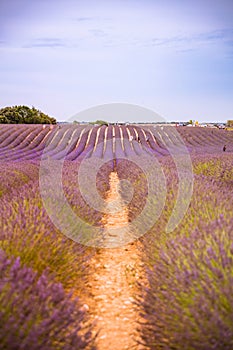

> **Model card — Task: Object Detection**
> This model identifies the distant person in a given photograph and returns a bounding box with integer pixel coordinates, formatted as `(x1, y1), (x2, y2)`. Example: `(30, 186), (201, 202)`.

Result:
(223, 145), (226, 152)
(129, 135), (133, 142)
(146, 135), (151, 147)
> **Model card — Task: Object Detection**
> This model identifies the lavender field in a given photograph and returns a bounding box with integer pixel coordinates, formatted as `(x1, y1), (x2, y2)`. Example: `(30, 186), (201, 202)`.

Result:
(0, 124), (233, 350)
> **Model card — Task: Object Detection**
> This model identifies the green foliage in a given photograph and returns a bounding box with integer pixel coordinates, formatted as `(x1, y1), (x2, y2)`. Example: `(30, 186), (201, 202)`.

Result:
(193, 156), (233, 183)
(0, 105), (56, 124)
(90, 120), (108, 126)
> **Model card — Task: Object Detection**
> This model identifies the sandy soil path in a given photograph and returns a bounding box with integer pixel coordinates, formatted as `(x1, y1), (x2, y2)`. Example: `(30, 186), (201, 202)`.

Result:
(84, 172), (146, 350)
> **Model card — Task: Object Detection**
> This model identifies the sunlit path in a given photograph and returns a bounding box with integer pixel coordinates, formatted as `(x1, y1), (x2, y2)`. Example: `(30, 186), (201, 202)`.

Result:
(85, 171), (145, 350)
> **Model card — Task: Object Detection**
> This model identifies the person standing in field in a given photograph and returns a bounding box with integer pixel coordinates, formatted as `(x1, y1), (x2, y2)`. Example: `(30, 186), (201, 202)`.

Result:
(146, 135), (152, 148)
(223, 145), (226, 152)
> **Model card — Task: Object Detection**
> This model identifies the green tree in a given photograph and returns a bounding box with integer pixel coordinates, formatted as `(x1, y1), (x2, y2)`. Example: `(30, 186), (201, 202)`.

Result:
(90, 120), (108, 126)
(0, 105), (56, 124)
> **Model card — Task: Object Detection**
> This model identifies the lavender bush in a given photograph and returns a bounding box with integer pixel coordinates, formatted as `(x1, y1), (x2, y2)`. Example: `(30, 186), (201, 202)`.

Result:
(193, 154), (233, 186)
(62, 161), (111, 226)
(0, 250), (94, 350)
(140, 154), (233, 349)
(0, 180), (89, 290)
(0, 161), (39, 198)
(0, 160), (114, 289)
(141, 217), (233, 350)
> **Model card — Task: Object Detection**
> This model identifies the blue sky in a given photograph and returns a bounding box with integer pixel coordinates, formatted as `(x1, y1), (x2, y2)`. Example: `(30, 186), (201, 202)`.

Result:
(0, 0), (233, 122)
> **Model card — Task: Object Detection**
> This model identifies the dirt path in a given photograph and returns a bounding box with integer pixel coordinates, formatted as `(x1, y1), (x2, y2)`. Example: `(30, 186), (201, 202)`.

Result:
(84, 172), (145, 350)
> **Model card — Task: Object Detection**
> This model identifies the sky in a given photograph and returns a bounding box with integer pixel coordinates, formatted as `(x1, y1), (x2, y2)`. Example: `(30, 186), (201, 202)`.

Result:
(0, 0), (233, 123)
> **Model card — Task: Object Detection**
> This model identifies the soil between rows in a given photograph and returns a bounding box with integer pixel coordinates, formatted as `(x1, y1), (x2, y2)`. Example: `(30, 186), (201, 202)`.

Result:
(81, 172), (146, 350)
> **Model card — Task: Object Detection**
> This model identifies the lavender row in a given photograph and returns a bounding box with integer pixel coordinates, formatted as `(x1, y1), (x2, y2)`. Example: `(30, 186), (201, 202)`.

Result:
(0, 250), (94, 350)
(0, 178), (89, 289)
(2, 125), (232, 162)
(139, 154), (233, 349)
(141, 216), (233, 350)
(0, 161), (39, 198)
